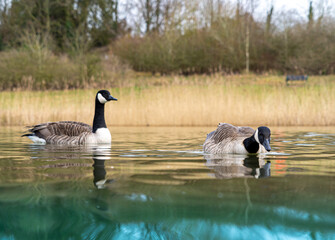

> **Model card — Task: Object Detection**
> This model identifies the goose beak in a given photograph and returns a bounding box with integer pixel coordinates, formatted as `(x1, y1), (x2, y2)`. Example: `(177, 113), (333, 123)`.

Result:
(262, 139), (271, 152)
(108, 95), (117, 101)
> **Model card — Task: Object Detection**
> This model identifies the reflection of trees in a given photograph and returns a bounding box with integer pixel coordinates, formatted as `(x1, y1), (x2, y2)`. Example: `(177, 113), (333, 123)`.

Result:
(205, 154), (271, 179)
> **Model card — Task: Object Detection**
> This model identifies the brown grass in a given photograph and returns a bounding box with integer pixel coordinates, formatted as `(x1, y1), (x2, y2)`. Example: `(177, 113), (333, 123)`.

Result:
(1, 74), (335, 127)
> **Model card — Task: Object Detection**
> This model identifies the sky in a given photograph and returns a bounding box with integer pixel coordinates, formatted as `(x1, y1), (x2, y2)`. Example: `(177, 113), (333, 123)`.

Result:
(260, 0), (311, 12)
(255, 0), (335, 18)
(119, 0), (335, 32)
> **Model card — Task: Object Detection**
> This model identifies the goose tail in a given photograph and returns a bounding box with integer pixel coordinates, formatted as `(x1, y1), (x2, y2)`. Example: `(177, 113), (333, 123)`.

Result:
(22, 133), (46, 144)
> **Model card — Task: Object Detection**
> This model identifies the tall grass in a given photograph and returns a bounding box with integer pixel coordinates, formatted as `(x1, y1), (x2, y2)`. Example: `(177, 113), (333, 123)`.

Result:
(1, 75), (335, 127)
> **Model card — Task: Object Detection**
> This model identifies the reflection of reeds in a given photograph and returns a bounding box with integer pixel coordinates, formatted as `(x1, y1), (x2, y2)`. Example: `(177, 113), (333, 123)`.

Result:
(1, 75), (335, 126)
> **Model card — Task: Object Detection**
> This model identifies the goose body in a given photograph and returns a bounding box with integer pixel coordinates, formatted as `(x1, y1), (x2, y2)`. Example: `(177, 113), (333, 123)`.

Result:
(203, 123), (271, 154)
(22, 90), (117, 145)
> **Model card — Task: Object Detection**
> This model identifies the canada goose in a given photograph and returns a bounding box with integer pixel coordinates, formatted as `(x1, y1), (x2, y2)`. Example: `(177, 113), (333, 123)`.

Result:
(203, 123), (271, 154)
(22, 90), (117, 145)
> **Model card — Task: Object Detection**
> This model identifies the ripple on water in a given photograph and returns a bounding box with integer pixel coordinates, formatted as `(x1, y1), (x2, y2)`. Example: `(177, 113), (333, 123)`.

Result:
(294, 143), (316, 146)
(0, 126), (335, 239)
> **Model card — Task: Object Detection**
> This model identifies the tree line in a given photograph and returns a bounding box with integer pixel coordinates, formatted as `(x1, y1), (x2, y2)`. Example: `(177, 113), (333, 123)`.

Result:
(113, 0), (335, 75)
(0, 0), (334, 83)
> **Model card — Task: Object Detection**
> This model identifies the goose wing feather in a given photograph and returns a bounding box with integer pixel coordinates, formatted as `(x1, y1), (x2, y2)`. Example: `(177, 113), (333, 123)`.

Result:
(27, 121), (92, 141)
(213, 123), (254, 144)
(29, 121), (92, 136)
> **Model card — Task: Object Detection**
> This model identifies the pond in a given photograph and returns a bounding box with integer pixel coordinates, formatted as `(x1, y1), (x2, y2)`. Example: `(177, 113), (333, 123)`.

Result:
(0, 126), (335, 240)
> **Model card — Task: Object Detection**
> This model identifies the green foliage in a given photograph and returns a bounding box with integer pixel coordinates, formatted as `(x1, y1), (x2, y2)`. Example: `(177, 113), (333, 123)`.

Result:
(1, 0), (335, 83)
(0, 0), (119, 52)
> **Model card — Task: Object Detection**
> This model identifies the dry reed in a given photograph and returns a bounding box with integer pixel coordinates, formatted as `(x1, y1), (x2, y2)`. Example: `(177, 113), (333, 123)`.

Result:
(1, 75), (335, 127)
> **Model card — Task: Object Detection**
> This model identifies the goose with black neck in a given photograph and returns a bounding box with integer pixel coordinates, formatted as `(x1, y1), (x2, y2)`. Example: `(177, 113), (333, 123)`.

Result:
(203, 123), (271, 154)
(22, 90), (117, 145)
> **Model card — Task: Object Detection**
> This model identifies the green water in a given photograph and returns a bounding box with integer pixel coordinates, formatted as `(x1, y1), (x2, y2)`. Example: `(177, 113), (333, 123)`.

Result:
(0, 127), (335, 240)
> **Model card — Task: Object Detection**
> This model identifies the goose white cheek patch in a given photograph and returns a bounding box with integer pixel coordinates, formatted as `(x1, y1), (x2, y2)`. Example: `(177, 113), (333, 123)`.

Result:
(254, 129), (260, 144)
(97, 93), (107, 104)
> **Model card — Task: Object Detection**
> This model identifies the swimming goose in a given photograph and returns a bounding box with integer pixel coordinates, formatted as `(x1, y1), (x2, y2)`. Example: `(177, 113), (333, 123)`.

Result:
(203, 123), (271, 154)
(22, 90), (117, 145)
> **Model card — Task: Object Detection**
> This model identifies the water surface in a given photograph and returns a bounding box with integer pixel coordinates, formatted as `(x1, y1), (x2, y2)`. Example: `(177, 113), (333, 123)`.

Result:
(0, 127), (335, 240)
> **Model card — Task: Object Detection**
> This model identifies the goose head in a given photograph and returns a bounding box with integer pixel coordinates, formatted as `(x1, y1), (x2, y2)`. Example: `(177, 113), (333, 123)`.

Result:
(254, 126), (271, 152)
(96, 90), (117, 104)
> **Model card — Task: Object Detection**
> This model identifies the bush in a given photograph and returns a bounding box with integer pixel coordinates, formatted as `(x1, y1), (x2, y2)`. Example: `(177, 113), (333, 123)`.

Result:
(0, 46), (106, 90)
(113, 15), (335, 75)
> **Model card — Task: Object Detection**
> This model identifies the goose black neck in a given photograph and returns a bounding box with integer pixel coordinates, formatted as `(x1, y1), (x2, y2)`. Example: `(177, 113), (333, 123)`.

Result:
(93, 159), (106, 184)
(243, 134), (260, 153)
(92, 100), (107, 133)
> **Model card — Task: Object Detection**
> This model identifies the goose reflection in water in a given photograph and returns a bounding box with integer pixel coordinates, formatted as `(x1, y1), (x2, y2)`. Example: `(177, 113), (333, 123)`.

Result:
(92, 151), (114, 189)
(28, 143), (114, 187)
(205, 154), (271, 179)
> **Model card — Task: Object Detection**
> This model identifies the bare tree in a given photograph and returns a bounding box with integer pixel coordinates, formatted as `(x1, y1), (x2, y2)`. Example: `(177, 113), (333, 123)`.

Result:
(124, 0), (181, 34)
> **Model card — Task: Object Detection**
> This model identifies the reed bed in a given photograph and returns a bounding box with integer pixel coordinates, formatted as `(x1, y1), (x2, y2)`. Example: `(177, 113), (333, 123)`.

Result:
(1, 75), (335, 127)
